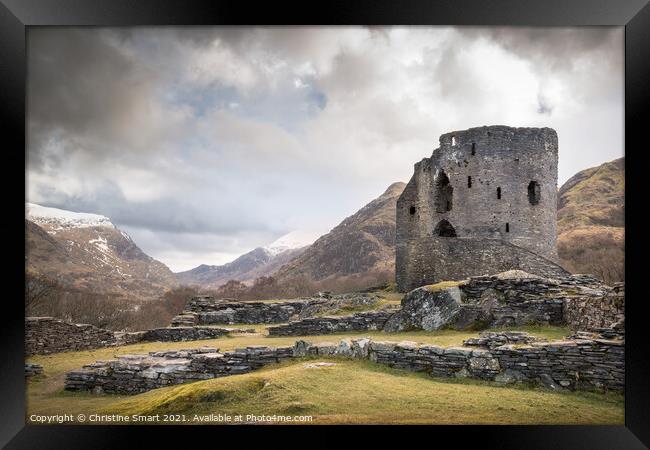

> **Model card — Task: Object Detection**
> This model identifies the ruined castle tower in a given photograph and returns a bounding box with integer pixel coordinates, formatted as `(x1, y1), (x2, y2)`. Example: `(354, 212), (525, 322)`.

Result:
(396, 125), (568, 292)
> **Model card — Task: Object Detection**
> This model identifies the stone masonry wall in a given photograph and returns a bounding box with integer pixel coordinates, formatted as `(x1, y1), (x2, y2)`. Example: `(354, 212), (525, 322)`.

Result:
(267, 310), (396, 336)
(65, 345), (294, 395)
(66, 332), (623, 395)
(26, 317), (256, 355)
(396, 125), (561, 292)
(564, 283), (625, 332)
(396, 237), (569, 292)
(26, 317), (118, 355)
(171, 296), (330, 326)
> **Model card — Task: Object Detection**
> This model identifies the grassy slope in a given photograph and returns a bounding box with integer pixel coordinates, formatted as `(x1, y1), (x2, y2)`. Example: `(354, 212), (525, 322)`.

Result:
(25, 325), (623, 424)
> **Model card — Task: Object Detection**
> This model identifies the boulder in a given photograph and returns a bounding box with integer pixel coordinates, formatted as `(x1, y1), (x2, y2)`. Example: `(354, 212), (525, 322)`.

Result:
(383, 285), (462, 332)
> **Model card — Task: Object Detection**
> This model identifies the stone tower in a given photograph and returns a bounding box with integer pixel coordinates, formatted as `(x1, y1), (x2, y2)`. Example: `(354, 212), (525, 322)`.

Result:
(396, 125), (568, 292)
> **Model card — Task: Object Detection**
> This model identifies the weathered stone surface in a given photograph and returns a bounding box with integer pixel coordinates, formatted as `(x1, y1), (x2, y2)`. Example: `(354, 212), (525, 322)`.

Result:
(463, 331), (542, 349)
(384, 272), (617, 332)
(172, 294), (385, 326)
(383, 286), (461, 331)
(267, 310), (396, 336)
(65, 331), (624, 395)
(564, 283), (624, 332)
(25, 363), (43, 377)
(140, 326), (253, 342)
(26, 317), (118, 355)
(396, 126), (566, 292)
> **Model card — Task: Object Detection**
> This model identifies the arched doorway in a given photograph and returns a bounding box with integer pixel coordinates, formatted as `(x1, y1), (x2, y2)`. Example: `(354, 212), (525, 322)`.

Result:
(434, 219), (457, 237)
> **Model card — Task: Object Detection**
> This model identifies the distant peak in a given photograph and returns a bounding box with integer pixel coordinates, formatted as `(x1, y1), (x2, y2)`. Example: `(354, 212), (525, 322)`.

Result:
(384, 181), (407, 195)
(26, 203), (115, 230)
(264, 230), (318, 256)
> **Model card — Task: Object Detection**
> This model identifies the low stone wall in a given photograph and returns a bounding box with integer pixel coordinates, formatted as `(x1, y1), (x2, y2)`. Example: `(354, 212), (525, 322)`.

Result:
(564, 283), (624, 332)
(171, 297), (327, 326)
(66, 331), (624, 395)
(27, 317), (257, 355)
(25, 363), (43, 377)
(26, 317), (118, 355)
(140, 326), (254, 342)
(65, 345), (294, 395)
(267, 310), (396, 336)
(171, 294), (382, 326)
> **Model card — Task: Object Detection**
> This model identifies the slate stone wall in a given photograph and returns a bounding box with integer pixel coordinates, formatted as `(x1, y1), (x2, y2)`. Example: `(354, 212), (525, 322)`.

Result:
(66, 332), (624, 395)
(26, 317), (118, 355)
(267, 310), (396, 336)
(564, 283), (625, 331)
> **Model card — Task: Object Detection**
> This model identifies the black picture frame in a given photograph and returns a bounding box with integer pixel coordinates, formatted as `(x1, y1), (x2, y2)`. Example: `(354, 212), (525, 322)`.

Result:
(2, 0), (648, 447)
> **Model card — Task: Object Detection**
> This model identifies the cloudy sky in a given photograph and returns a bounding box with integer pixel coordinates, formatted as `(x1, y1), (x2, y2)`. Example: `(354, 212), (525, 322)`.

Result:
(27, 26), (624, 272)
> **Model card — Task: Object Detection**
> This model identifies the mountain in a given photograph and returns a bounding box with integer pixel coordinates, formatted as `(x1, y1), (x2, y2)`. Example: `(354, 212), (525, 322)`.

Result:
(26, 203), (177, 300)
(556, 157), (624, 283)
(175, 245), (307, 289)
(270, 181), (406, 293)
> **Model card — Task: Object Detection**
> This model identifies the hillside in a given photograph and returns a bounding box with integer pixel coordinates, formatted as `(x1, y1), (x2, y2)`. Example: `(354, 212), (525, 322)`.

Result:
(271, 182), (406, 293)
(556, 157), (624, 283)
(26, 203), (177, 300)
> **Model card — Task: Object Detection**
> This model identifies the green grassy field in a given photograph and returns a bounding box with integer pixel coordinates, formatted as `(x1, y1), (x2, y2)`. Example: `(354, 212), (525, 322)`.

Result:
(25, 325), (624, 425)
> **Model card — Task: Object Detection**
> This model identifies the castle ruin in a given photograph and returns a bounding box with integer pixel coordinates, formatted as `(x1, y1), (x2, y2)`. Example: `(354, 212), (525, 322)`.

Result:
(396, 125), (569, 292)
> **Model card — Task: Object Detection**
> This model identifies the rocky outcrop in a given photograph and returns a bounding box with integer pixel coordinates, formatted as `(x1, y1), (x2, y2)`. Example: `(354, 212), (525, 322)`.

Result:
(267, 310), (396, 336)
(384, 271), (617, 332)
(383, 285), (463, 332)
(66, 331), (624, 395)
(26, 317), (118, 355)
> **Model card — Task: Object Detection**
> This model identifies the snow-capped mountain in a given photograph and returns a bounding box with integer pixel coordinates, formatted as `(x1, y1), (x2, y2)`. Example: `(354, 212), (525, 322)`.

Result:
(26, 203), (176, 300)
(176, 231), (313, 288)
(26, 203), (115, 230)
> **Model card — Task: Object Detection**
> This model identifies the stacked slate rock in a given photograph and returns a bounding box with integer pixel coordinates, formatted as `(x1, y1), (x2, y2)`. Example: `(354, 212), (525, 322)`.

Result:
(267, 310), (397, 336)
(65, 345), (294, 395)
(26, 317), (118, 355)
(25, 363), (43, 377)
(66, 328), (624, 396)
(170, 296), (331, 326)
(463, 331), (542, 349)
(383, 271), (619, 332)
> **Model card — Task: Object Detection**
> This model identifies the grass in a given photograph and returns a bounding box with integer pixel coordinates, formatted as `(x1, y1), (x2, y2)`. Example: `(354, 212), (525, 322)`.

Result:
(102, 358), (623, 425)
(24, 324), (621, 425)
(423, 280), (463, 292)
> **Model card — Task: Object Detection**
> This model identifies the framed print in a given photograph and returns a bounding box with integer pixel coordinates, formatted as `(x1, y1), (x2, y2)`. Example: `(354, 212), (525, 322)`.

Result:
(2, 0), (649, 447)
